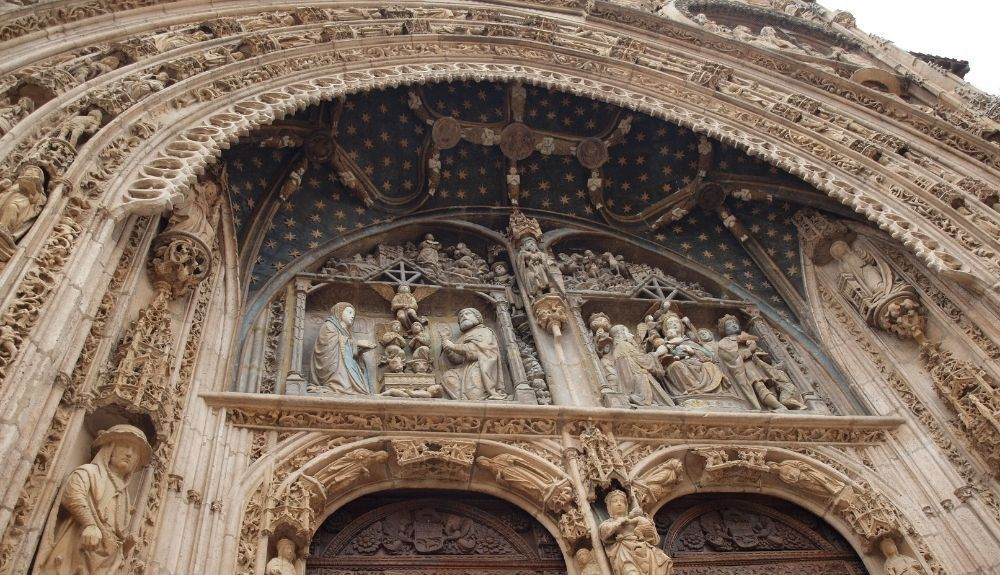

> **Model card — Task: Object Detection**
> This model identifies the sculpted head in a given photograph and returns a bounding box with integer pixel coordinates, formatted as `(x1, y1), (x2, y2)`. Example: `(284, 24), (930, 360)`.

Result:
(829, 240), (850, 261)
(605, 490), (629, 517)
(93, 424), (152, 479)
(697, 328), (715, 343)
(276, 538), (296, 561)
(663, 313), (683, 337)
(398, 285), (411, 294)
(879, 538), (899, 558)
(520, 237), (539, 251)
(457, 308), (483, 331)
(331, 302), (356, 327)
(717, 314), (741, 337)
(574, 547), (593, 567)
(609, 324), (632, 341)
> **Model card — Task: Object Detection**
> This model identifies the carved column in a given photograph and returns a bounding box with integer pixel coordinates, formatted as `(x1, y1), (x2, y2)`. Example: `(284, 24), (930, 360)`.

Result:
(282, 277), (311, 395)
(493, 294), (536, 404)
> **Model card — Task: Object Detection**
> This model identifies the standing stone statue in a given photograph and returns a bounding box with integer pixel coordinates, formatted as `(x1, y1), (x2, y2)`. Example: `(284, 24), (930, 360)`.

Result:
(608, 325), (674, 407)
(441, 308), (507, 400)
(516, 237), (562, 299)
(265, 538), (297, 575)
(309, 302), (375, 395)
(35, 424), (153, 575)
(716, 314), (803, 411)
(599, 490), (673, 575)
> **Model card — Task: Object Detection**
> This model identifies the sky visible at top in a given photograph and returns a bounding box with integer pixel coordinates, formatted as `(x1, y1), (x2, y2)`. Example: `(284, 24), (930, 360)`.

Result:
(824, 1), (998, 95)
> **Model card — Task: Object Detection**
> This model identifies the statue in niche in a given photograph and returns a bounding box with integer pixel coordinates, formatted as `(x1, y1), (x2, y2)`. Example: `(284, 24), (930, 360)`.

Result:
(309, 302), (375, 395)
(608, 324), (674, 407)
(265, 538), (297, 575)
(599, 490), (673, 575)
(880, 538), (925, 575)
(35, 424), (153, 575)
(516, 237), (563, 299)
(716, 315), (803, 411)
(440, 308), (507, 401)
(379, 320), (407, 374)
(575, 547), (602, 575)
(0, 164), (47, 259)
(660, 312), (728, 397)
(829, 240), (885, 294)
(0, 96), (35, 137)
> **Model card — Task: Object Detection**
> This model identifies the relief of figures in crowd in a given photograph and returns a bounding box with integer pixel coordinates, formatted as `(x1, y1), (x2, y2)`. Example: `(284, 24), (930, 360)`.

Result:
(589, 301), (804, 411)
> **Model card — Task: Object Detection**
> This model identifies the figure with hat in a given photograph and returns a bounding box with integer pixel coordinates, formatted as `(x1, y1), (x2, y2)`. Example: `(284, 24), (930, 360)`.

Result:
(35, 424), (152, 574)
(598, 490), (673, 575)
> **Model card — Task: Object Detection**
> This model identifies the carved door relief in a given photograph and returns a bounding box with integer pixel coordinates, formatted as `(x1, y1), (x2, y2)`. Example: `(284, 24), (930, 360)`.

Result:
(307, 490), (567, 575)
(656, 494), (868, 575)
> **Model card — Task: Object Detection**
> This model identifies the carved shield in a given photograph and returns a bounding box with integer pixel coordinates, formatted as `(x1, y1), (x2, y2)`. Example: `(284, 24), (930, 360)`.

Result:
(412, 508), (446, 553)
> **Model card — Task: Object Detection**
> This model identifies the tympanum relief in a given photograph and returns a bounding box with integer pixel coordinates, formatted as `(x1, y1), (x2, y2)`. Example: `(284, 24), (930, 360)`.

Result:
(240, 221), (825, 413)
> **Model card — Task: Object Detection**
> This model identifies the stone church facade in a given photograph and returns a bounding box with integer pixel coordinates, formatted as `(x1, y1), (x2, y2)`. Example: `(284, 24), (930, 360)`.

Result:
(0, 0), (997, 573)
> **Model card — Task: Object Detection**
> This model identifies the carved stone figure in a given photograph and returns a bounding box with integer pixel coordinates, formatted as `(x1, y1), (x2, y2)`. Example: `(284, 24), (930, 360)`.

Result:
(165, 177), (221, 247)
(391, 285), (428, 332)
(608, 324), (674, 407)
(516, 237), (562, 299)
(265, 538), (296, 575)
(309, 302), (375, 395)
(830, 240), (885, 294)
(599, 490), (673, 575)
(35, 425), (153, 575)
(416, 233), (441, 268)
(660, 313), (727, 397)
(379, 320), (407, 374)
(407, 322), (433, 373)
(716, 315), (803, 411)
(0, 164), (47, 244)
(0, 96), (35, 137)
(55, 109), (102, 148)
(575, 547), (602, 575)
(880, 538), (926, 575)
(441, 308), (507, 400)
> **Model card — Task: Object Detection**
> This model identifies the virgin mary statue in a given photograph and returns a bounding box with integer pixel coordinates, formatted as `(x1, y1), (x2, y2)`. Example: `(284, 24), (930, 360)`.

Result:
(310, 302), (375, 395)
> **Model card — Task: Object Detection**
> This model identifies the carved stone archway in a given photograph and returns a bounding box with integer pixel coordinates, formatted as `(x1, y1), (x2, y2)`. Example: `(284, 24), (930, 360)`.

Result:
(307, 490), (568, 575)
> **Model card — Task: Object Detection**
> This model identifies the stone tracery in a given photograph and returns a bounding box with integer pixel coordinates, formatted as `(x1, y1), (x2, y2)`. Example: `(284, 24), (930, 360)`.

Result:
(0, 2), (997, 575)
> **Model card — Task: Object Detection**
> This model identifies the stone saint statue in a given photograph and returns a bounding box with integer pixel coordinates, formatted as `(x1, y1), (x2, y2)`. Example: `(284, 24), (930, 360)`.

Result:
(516, 237), (562, 298)
(310, 302), (375, 395)
(599, 490), (673, 575)
(35, 424), (153, 575)
(441, 308), (507, 400)
(265, 538), (297, 575)
(608, 325), (674, 407)
(880, 538), (925, 575)
(715, 315), (803, 411)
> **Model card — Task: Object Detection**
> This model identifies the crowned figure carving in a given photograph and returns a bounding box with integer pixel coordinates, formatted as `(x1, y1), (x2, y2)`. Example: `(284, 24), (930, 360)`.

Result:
(599, 490), (673, 575)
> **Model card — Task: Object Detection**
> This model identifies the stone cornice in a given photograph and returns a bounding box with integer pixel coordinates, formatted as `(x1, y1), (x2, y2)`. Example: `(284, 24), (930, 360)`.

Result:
(202, 391), (903, 444)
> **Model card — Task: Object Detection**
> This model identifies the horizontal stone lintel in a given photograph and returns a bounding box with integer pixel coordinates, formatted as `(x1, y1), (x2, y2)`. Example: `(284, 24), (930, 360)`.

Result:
(201, 392), (903, 444)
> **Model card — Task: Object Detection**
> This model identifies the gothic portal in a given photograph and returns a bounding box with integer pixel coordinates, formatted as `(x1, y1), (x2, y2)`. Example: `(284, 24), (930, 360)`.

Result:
(0, 1), (998, 575)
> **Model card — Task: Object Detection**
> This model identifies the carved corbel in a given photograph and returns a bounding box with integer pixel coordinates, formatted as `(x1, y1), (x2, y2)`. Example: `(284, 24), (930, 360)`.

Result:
(532, 294), (569, 337)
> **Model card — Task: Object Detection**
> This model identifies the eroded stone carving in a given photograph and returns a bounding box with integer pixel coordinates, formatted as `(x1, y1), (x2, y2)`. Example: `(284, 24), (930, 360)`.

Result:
(393, 439), (475, 480)
(476, 453), (574, 512)
(0, 164), (47, 262)
(632, 459), (683, 510)
(34, 425), (152, 575)
(880, 538), (926, 575)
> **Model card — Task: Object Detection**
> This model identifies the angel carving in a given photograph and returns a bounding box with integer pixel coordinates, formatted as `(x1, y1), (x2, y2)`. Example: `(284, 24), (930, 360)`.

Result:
(369, 283), (437, 333)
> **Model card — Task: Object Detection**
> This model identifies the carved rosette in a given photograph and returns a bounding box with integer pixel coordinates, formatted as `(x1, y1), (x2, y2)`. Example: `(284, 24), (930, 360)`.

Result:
(147, 231), (212, 299)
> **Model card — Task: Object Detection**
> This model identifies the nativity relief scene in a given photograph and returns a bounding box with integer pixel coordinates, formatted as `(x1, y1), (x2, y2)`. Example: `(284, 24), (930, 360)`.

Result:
(3, 2), (1000, 574)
